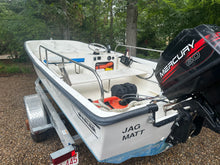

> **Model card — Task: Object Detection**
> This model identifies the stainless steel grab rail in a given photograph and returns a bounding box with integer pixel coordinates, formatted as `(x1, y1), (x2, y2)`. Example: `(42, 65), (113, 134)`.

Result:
(39, 45), (105, 102)
(114, 44), (163, 55)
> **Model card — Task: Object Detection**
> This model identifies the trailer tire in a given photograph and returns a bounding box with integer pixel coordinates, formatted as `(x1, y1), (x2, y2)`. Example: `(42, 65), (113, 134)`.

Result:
(31, 131), (48, 142)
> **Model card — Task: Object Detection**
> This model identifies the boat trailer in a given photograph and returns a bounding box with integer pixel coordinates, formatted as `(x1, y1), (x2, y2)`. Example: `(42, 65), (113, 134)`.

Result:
(24, 79), (81, 165)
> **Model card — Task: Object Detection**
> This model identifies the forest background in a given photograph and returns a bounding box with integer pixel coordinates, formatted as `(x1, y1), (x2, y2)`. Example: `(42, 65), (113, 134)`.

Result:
(0, 0), (219, 62)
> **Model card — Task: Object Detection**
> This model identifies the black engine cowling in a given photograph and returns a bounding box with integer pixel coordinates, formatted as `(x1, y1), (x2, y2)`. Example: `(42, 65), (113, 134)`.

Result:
(155, 24), (220, 135)
(155, 24), (220, 100)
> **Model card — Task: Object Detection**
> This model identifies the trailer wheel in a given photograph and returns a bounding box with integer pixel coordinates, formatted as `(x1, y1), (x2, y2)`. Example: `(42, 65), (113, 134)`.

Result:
(24, 94), (49, 142)
(31, 131), (48, 142)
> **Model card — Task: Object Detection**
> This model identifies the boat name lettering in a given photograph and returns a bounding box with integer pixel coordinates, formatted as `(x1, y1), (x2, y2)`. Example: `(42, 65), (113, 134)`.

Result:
(122, 124), (145, 141)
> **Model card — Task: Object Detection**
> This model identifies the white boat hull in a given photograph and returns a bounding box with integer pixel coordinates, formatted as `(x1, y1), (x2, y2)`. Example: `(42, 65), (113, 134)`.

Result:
(34, 65), (173, 163)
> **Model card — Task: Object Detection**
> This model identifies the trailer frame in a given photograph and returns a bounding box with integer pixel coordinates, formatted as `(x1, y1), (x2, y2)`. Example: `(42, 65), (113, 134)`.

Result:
(24, 78), (81, 165)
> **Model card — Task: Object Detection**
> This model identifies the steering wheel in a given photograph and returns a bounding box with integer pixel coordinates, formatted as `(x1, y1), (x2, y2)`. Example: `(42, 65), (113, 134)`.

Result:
(88, 43), (108, 54)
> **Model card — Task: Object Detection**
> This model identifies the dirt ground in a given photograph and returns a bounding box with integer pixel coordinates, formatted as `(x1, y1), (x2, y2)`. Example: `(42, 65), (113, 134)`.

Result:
(0, 73), (220, 165)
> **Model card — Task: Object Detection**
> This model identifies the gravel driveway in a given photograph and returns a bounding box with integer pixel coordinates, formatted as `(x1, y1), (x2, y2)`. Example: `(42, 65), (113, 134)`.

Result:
(0, 74), (219, 165)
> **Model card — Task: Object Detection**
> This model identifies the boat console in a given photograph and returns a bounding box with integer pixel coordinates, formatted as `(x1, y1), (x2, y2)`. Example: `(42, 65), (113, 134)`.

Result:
(85, 52), (118, 71)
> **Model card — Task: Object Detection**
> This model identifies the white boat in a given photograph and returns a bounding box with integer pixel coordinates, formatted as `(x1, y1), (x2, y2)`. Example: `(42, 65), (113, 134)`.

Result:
(24, 24), (220, 164)
(24, 40), (177, 163)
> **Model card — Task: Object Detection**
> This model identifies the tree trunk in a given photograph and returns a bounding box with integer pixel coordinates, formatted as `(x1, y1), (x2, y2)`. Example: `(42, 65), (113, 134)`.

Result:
(92, 0), (99, 42)
(63, 23), (70, 40)
(126, 0), (138, 56)
(62, 0), (70, 40)
(109, 0), (114, 46)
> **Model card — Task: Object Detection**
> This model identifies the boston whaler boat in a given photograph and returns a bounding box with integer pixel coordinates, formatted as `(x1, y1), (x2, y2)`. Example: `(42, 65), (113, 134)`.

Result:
(24, 24), (220, 164)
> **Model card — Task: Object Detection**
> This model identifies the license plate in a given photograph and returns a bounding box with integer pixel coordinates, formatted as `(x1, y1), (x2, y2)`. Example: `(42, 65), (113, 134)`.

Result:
(58, 152), (78, 165)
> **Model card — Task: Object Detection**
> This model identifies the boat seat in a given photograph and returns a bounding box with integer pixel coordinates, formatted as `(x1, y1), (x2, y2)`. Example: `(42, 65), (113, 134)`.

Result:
(68, 67), (148, 85)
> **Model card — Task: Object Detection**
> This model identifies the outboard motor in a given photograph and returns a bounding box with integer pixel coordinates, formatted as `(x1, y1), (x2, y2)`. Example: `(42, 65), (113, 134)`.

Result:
(155, 24), (220, 145)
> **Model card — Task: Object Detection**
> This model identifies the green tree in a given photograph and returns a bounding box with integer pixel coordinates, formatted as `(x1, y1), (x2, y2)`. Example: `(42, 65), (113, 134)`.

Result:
(0, 0), (49, 61)
(1, 0), (219, 61)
